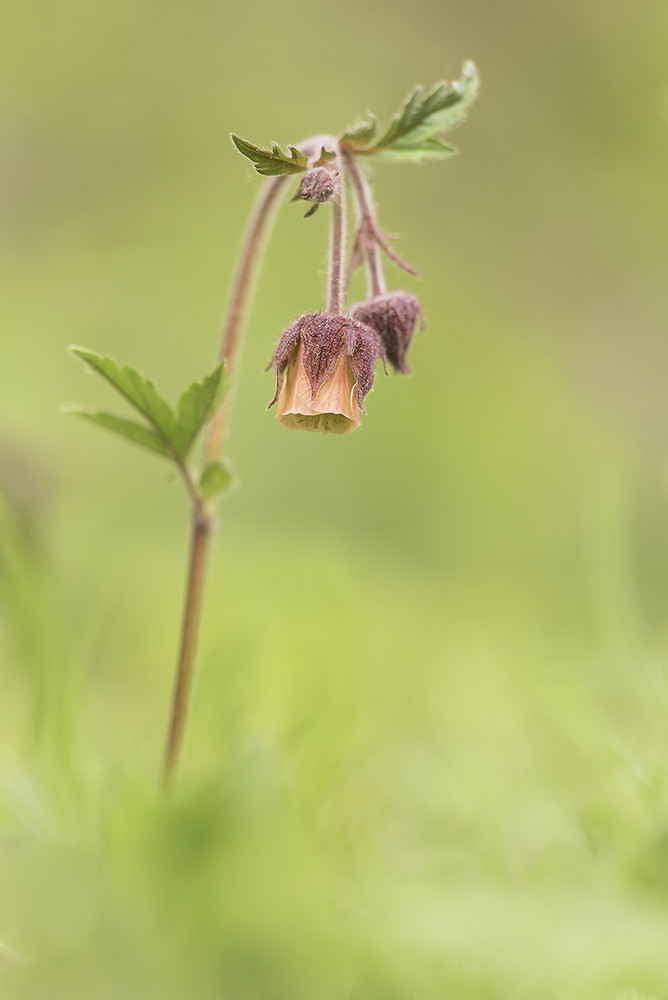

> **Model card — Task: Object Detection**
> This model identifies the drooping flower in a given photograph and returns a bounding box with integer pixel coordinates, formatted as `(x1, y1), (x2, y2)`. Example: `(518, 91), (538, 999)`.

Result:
(268, 312), (383, 434)
(349, 291), (424, 374)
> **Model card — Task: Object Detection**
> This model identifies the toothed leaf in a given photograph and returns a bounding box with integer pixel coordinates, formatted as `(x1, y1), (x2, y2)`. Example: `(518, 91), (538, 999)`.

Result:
(62, 406), (172, 458)
(377, 86), (424, 149)
(231, 134), (308, 175)
(340, 113), (378, 147)
(174, 363), (227, 457)
(371, 61), (479, 154)
(313, 146), (337, 167)
(373, 137), (458, 162)
(69, 347), (179, 454)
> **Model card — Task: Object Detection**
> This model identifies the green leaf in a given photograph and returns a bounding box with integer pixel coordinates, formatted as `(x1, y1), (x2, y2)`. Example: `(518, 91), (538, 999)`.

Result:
(62, 406), (172, 458)
(199, 461), (232, 499)
(376, 85), (424, 149)
(173, 363), (226, 457)
(363, 60), (479, 156)
(313, 146), (337, 167)
(340, 113), (377, 147)
(373, 137), (458, 163)
(70, 349), (228, 463)
(69, 347), (179, 455)
(231, 134), (308, 176)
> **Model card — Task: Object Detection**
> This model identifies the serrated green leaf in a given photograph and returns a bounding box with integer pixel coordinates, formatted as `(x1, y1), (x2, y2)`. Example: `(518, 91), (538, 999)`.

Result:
(368, 60), (480, 155)
(340, 113), (378, 147)
(69, 347), (180, 455)
(173, 363), (226, 457)
(373, 137), (458, 163)
(231, 134), (308, 176)
(199, 460), (232, 499)
(313, 146), (337, 167)
(62, 406), (172, 458)
(69, 348), (230, 464)
(376, 85), (424, 149)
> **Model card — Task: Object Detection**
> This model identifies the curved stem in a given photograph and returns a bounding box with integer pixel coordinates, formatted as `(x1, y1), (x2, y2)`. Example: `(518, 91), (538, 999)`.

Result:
(342, 151), (387, 298)
(162, 173), (287, 785)
(204, 174), (288, 466)
(366, 243), (386, 298)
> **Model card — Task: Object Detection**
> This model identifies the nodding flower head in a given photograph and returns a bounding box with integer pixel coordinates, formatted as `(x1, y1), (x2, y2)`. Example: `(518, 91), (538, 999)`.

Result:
(268, 313), (383, 434)
(350, 291), (424, 374)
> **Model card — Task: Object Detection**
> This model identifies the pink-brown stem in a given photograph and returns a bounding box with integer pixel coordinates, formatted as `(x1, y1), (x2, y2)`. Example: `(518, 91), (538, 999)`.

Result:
(162, 173), (287, 785)
(204, 175), (288, 466)
(342, 150), (386, 298)
(343, 149), (419, 291)
(326, 166), (346, 314)
(162, 501), (212, 783)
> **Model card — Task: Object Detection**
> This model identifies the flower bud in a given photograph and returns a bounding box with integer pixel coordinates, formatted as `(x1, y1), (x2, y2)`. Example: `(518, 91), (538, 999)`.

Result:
(349, 291), (424, 374)
(268, 312), (383, 434)
(297, 167), (336, 205)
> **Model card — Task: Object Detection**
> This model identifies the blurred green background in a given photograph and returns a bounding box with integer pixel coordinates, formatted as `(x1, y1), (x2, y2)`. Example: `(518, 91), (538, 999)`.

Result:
(2, 0), (668, 995)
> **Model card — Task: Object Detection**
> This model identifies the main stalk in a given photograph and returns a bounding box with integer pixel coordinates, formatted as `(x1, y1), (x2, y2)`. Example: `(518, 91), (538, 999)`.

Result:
(162, 174), (287, 785)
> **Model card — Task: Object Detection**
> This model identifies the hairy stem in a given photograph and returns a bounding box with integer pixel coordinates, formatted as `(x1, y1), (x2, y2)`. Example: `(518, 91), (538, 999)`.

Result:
(163, 501), (213, 784)
(366, 241), (386, 298)
(204, 174), (288, 466)
(326, 166), (347, 314)
(342, 151), (387, 298)
(162, 174), (287, 784)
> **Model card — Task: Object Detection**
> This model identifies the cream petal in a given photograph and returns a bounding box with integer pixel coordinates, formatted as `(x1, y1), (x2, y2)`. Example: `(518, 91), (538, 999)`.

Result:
(276, 339), (361, 434)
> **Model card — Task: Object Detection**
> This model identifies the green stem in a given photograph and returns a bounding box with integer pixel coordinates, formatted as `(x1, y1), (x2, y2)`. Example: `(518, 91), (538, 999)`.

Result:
(162, 174), (287, 785)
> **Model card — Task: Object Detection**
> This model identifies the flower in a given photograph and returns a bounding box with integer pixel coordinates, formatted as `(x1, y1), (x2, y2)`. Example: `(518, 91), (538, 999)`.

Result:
(349, 291), (424, 374)
(268, 313), (383, 434)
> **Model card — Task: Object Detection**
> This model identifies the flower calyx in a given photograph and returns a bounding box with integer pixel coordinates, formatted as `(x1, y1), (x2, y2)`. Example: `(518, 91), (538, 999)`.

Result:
(349, 291), (424, 374)
(349, 216), (419, 278)
(293, 167), (337, 218)
(268, 312), (384, 434)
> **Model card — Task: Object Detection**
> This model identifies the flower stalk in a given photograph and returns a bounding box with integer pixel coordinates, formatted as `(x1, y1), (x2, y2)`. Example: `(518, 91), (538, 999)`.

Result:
(326, 159), (346, 315)
(162, 499), (213, 781)
(203, 175), (288, 466)
(163, 174), (287, 785)
(342, 150), (386, 298)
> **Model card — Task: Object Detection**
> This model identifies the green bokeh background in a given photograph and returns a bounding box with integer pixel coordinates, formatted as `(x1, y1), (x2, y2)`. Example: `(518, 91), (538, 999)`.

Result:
(2, 0), (668, 995)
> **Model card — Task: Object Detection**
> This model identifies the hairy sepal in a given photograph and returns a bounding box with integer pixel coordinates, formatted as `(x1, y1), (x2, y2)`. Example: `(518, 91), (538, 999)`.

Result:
(350, 291), (424, 374)
(268, 313), (383, 412)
